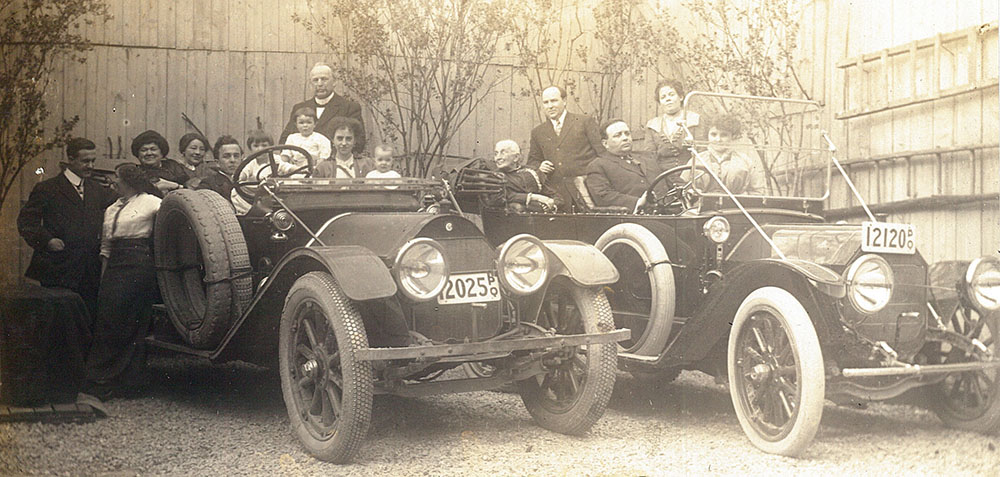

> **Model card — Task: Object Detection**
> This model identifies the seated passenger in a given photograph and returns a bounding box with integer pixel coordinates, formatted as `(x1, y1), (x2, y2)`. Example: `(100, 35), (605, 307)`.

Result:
(486, 140), (560, 212)
(315, 118), (375, 178)
(684, 114), (766, 195)
(365, 145), (402, 179)
(195, 135), (242, 201)
(585, 119), (663, 212)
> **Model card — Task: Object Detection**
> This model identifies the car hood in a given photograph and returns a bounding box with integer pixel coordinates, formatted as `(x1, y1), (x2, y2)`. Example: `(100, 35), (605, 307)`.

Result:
(727, 224), (862, 266)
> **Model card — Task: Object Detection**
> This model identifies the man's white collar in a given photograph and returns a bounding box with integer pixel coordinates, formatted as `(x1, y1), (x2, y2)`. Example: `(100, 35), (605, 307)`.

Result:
(550, 109), (567, 127)
(315, 94), (333, 106)
(63, 168), (83, 186)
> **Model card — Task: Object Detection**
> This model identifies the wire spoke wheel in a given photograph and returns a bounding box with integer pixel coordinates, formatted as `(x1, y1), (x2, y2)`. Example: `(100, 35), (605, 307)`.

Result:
(517, 278), (617, 435)
(928, 299), (1000, 432)
(728, 287), (824, 457)
(279, 272), (372, 463)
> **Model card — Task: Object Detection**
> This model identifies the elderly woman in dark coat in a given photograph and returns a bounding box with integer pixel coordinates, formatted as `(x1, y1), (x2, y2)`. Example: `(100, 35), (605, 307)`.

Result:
(132, 130), (189, 193)
(86, 164), (163, 397)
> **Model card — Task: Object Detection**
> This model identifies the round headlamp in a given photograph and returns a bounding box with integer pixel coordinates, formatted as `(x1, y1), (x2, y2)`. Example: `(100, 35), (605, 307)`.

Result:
(703, 216), (731, 243)
(845, 254), (894, 314)
(965, 256), (1000, 312)
(271, 209), (294, 231)
(393, 238), (448, 301)
(497, 234), (549, 295)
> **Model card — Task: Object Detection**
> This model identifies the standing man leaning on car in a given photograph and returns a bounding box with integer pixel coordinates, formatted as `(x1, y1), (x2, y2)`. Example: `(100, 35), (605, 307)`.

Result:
(17, 138), (117, 321)
(527, 85), (606, 211)
(585, 120), (663, 213)
(280, 62), (366, 155)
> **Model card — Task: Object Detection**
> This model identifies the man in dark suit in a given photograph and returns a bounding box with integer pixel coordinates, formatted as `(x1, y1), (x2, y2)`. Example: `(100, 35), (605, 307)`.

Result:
(585, 119), (663, 211)
(17, 138), (117, 320)
(527, 85), (605, 211)
(279, 62), (366, 154)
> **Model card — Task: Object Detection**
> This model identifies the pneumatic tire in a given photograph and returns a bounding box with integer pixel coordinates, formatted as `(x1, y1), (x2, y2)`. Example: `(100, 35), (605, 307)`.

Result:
(279, 272), (373, 463)
(154, 189), (251, 349)
(517, 278), (617, 435)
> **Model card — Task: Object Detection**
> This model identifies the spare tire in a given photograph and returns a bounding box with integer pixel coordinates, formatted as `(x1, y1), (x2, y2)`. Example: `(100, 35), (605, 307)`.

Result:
(154, 189), (251, 349)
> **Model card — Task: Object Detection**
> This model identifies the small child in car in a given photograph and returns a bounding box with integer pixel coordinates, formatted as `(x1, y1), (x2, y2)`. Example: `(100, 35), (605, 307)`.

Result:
(281, 107), (331, 167)
(365, 145), (402, 180)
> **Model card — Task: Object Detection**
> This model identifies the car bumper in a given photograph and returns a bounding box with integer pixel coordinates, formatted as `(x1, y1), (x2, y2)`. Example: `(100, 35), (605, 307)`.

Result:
(354, 328), (630, 361)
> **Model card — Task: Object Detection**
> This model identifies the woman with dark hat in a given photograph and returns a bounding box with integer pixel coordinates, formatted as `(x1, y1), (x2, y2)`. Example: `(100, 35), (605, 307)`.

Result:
(86, 163), (163, 398)
(131, 130), (189, 193)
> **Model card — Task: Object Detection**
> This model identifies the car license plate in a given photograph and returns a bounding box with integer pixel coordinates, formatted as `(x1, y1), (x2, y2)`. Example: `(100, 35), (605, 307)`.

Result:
(862, 221), (916, 255)
(437, 272), (502, 305)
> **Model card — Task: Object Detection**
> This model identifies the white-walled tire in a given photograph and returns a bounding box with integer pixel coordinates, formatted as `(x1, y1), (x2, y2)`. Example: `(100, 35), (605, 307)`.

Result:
(728, 287), (825, 457)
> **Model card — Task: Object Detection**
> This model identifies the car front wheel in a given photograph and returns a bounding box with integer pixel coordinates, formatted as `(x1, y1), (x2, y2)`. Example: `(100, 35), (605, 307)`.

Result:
(517, 278), (617, 435)
(279, 271), (373, 463)
(728, 287), (825, 457)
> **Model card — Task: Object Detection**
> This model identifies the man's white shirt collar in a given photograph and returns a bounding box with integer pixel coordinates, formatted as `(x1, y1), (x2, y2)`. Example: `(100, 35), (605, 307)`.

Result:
(550, 110), (567, 129)
(315, 94), (333, 106)
(63, 168), (83, 187)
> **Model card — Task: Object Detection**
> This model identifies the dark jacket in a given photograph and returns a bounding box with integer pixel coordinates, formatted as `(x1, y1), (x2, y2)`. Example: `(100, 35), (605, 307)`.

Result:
(584, 151), (662, 209)
(314, 156), (376, 178)
(280, 95), (366, 154)
(194, 169), (234, 201)
(17, 172), (117, 291)
(527, 112), (605, 180)
(486, 167), (564, 212)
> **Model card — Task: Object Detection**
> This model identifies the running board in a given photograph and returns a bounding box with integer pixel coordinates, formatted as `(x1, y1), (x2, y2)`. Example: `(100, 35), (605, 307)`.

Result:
(840, 360), (1000, 378)
(355, 329), (630, 361)
(618, 352), (660, 362)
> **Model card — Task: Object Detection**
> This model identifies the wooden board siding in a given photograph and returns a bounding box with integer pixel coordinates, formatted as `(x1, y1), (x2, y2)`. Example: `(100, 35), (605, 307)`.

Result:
(0, 0), (997, 285)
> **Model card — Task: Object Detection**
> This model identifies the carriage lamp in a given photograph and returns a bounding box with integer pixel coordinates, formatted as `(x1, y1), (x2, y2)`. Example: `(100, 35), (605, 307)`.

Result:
(965, 256), (1000, 312)
(497, 234), (549, 296)
(703, 216), (731, 243)
(393, 238), (449, 301)
(270, 209), (294, 231)
(845, 254), (894, 314)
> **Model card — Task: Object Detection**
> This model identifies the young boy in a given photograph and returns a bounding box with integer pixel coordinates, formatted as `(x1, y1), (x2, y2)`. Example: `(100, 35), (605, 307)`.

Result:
(365, 145), (402, 179)
(281, 107), (331, 167)
(233, 129), (294, 214)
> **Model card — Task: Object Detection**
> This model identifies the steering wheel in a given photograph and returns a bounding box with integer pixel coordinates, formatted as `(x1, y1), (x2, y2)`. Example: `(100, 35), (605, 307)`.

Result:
(641, 164), (711, 214)
(232, 144), (314, 202)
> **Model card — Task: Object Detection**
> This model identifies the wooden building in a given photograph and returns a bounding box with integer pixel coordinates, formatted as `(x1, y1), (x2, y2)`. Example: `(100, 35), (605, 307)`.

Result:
(1, 0), (997, 283)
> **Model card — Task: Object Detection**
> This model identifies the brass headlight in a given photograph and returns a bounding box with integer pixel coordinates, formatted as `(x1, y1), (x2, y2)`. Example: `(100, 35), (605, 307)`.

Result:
(845, 254), (893, 314)
(965, 256), (1000, 312)
(497, 234), (549, 296)
(393, 238), (448, 301)
(703, 216), (731, 243)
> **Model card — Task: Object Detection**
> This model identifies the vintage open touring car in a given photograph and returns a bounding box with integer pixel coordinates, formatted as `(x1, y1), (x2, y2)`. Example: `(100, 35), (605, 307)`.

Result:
(456, 93), (1000, 456)
(146, 144), (629, 463)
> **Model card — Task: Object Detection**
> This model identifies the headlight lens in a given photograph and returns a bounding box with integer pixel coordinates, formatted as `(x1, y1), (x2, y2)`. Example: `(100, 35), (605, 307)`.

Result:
(845, 254), (894, 314)
(271, 209), (294, 231)
(965, 256), (1000, 312)
(498, 234), (548, 295)
(703, 216), (731, 243)
(394, 238), (448, 301)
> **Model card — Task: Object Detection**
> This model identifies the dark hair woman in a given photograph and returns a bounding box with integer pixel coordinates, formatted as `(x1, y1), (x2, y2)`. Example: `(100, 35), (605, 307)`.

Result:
(644, 79), (701, 171)
(131, 130), (189, 193)
(86, 163), (163, 398)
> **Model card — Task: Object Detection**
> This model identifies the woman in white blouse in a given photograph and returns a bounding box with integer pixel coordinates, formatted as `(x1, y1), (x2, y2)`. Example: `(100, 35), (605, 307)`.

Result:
(86, 163), (163, 398)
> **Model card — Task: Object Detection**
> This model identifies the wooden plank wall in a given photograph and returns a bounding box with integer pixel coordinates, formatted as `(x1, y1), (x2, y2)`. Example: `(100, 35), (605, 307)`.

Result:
(1, 0), (997, 284)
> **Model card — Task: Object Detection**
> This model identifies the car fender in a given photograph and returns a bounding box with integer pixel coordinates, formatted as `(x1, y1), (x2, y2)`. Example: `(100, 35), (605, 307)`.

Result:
(209, 245), (396, 365)
(542, 239), (619, 287)
(759, 258), (846, 299)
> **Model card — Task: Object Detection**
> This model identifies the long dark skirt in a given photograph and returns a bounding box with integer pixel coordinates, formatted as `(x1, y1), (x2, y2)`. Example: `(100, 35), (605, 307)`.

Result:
(86, 239), (158, 389)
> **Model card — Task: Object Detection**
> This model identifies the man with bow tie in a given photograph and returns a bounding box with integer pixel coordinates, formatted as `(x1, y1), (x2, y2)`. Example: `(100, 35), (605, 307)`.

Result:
(585, 119), (664, 212)
(526, 85), (605, 210)
(17, 138), (117, 319)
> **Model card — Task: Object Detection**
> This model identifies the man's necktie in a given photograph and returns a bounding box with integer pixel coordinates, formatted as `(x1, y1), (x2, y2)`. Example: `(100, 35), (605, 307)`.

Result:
(74, 182), (84, 199)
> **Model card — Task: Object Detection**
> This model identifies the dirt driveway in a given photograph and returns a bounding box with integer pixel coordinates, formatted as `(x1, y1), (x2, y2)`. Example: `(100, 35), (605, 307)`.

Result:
(2, 356), (997, 475)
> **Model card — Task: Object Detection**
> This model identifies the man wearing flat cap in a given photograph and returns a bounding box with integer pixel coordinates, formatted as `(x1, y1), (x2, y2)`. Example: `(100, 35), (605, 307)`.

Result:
(18, 138), (117, 320)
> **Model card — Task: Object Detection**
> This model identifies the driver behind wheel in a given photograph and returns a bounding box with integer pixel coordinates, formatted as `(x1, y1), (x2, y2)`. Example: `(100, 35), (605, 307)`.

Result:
(584, 119), (665, 212)
(683, 113), (765, 195)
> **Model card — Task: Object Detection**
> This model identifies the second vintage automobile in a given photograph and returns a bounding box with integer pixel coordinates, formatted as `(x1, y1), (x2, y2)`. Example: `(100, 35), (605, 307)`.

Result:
(457, 93), (1000, 456)
(148, 145), (628, 463)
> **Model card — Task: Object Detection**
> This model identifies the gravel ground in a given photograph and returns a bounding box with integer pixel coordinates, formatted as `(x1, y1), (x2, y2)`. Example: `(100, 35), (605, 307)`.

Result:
(2, 355), (998, 476)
